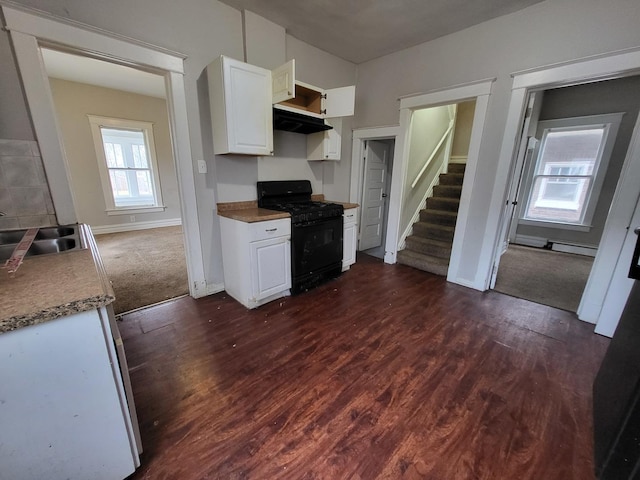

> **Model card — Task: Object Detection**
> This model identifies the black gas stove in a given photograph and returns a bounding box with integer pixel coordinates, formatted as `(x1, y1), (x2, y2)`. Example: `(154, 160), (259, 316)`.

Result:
(257, 180), (344, 294)
(264, 200), (344, 224)
(257, 181), (344, 223)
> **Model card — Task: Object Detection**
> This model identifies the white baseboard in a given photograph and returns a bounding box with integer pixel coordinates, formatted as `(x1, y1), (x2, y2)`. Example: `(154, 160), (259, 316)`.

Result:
(551, 242), (597, 257)
(91, 218), (182, 235)
(513, 234), (548, 248)
(205, 282), (225, 296)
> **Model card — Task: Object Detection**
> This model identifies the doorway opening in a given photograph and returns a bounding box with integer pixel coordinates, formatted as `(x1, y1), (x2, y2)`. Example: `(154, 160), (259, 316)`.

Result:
(41, 47), (189, 314)
(493, 76), (640, 314)
(3, 5), (208, 301)
(396, 100), (475, 276)
(359, 138), (394, 259)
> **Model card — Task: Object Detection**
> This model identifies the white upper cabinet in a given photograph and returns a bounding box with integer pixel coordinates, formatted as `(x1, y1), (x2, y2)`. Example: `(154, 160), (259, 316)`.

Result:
(208, 55), (274, 156)
(273, 62), (355, 120)
(207, 55), (355, 157)
(272, 59), (295, 104)
(307, 118), (342, 161)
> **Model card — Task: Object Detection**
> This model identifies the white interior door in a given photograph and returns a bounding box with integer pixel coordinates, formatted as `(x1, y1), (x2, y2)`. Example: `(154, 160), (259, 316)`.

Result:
(594, 197), (640, 336)
(359, 140), (390, 251)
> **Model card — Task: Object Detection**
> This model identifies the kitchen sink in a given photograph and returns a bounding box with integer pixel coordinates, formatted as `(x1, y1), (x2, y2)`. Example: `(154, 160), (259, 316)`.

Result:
(0, 225), (83, 263)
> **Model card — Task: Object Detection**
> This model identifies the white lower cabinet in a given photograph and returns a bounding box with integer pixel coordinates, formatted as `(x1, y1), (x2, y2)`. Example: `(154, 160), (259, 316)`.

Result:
(220, 216), (291, 308)
(342, 207), (358, 271)
(0, 307), (141, 479)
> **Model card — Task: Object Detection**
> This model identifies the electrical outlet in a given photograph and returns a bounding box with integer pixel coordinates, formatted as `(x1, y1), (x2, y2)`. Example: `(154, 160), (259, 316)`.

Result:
(197, 160), (207, 174)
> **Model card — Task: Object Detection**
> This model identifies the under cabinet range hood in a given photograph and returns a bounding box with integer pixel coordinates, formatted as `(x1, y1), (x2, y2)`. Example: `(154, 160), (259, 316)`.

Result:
(272, 108), (333, 135)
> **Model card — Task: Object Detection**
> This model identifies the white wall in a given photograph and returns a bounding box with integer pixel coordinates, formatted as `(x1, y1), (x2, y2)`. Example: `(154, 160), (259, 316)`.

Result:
(355, 0), (640, 285)
(0, 28), (33, 140)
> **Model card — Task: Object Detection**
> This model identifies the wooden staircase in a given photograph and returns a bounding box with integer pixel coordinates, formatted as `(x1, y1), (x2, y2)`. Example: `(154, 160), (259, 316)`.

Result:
(397, 163), (465, 276)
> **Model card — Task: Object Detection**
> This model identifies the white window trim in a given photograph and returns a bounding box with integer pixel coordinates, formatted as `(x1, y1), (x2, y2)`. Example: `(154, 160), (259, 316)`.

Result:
(88, 115), (166, 215)
(520, 112), (624, 229)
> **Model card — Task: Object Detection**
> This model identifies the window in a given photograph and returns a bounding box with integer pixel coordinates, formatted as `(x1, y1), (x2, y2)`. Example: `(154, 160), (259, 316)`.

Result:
(522, 114), (623, 228)
(89, 116), (165, 215)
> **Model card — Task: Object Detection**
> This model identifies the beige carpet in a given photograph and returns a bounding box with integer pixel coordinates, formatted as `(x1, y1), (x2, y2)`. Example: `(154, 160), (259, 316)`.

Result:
(95, 226), (189, 314)
(493, 244), (594, 312)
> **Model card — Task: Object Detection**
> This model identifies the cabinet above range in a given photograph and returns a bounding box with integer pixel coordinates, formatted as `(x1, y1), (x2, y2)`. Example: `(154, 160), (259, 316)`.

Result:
(207, 55), (355, 157)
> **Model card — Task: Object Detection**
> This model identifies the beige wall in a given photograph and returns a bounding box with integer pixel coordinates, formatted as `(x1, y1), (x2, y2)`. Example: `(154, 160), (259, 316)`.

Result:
(49, 78), (181, 229)
(451, 100), (476, 158)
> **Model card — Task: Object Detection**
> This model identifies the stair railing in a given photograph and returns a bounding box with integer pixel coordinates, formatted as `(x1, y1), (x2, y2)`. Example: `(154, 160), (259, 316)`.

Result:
(411, 116), (455, 189)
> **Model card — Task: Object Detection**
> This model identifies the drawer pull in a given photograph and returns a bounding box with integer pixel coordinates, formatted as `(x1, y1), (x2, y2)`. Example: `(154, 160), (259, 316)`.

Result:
(265, 228), (278, 232)
(346, 214), (354, 218)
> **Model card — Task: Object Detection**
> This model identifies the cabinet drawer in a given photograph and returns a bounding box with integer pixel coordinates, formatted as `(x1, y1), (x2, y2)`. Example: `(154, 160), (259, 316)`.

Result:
(248, 219), (291, 242)
(343, 208), (358, 225)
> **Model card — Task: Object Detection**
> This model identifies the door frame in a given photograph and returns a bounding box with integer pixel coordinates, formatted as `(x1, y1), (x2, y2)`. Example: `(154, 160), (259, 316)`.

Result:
(488, 46), (640, 336)
(2, 5), (208, 297)
(350, 126), (400, 263)
(389, 79), (494, 288)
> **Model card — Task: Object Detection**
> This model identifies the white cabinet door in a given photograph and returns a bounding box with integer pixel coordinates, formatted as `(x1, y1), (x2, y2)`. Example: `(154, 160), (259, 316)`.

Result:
(343, 207), (358, 270)
(307, 118), (342, 161)
(208, 55), (273, 155)
(272, 59), (295, 104)
(250, 236), (291, 300)
(324, 85), (356, 117)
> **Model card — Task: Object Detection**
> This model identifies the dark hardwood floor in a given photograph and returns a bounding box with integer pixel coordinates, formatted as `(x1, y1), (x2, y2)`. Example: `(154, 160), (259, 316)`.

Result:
(121, 253), (609, 480)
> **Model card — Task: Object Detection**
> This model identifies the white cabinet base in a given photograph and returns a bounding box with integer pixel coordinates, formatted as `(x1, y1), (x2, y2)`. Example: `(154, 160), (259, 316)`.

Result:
(0, 308), (140, 479)
(343, 207), (358, 271)
(220, 216), (292, 309)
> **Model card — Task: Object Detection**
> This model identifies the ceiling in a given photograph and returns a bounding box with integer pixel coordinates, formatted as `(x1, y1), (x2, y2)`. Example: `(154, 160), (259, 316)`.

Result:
(39, 1), (545, 95)
(219, 0), (545, 64)
(41, 48), (166, 99)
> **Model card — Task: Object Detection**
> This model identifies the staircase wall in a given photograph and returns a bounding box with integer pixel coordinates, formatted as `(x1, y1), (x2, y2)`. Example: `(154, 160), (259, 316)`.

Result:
(400, 105), (452, 237)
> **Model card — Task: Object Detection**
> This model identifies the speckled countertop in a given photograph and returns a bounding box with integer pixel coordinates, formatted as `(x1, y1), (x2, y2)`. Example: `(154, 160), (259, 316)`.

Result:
(0, 225), (114, 334)
(217, 198), (358, 223)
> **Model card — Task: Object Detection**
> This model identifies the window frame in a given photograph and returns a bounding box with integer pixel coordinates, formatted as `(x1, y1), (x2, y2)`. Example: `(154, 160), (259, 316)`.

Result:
(88, 115), (166, 215)
(519, 113), (623, 230)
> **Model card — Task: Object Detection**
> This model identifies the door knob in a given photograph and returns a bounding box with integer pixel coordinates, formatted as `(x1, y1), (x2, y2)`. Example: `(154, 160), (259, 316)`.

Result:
(382, 193), (388, 198)
(635, 226), (640, 235)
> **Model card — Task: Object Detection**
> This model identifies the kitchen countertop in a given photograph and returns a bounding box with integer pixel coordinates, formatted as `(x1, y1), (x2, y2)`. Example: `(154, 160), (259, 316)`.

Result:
(217, 199), (359, 223)
(217, 201), (290, 223)
(0, 225), (114, 334)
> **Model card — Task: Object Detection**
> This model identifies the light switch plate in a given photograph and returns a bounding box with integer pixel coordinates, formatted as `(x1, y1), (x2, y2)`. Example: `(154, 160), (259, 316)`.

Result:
(197, 160), (207, 174)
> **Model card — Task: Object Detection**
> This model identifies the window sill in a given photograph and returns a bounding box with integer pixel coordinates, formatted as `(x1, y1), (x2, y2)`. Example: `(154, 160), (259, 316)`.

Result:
(106, 206), (166, 216)
(519, 218), (592, 232)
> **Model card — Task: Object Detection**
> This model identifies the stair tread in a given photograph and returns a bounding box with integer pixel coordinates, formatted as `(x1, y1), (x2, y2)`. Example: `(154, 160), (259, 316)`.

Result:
(399, 250), (449, 264)
(397, 250), (450, 276)
(429, 196), (460, 203)
(415, 221), (455, 231)
(422, 209), (457, 217)
(406, 236), (452, 248)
